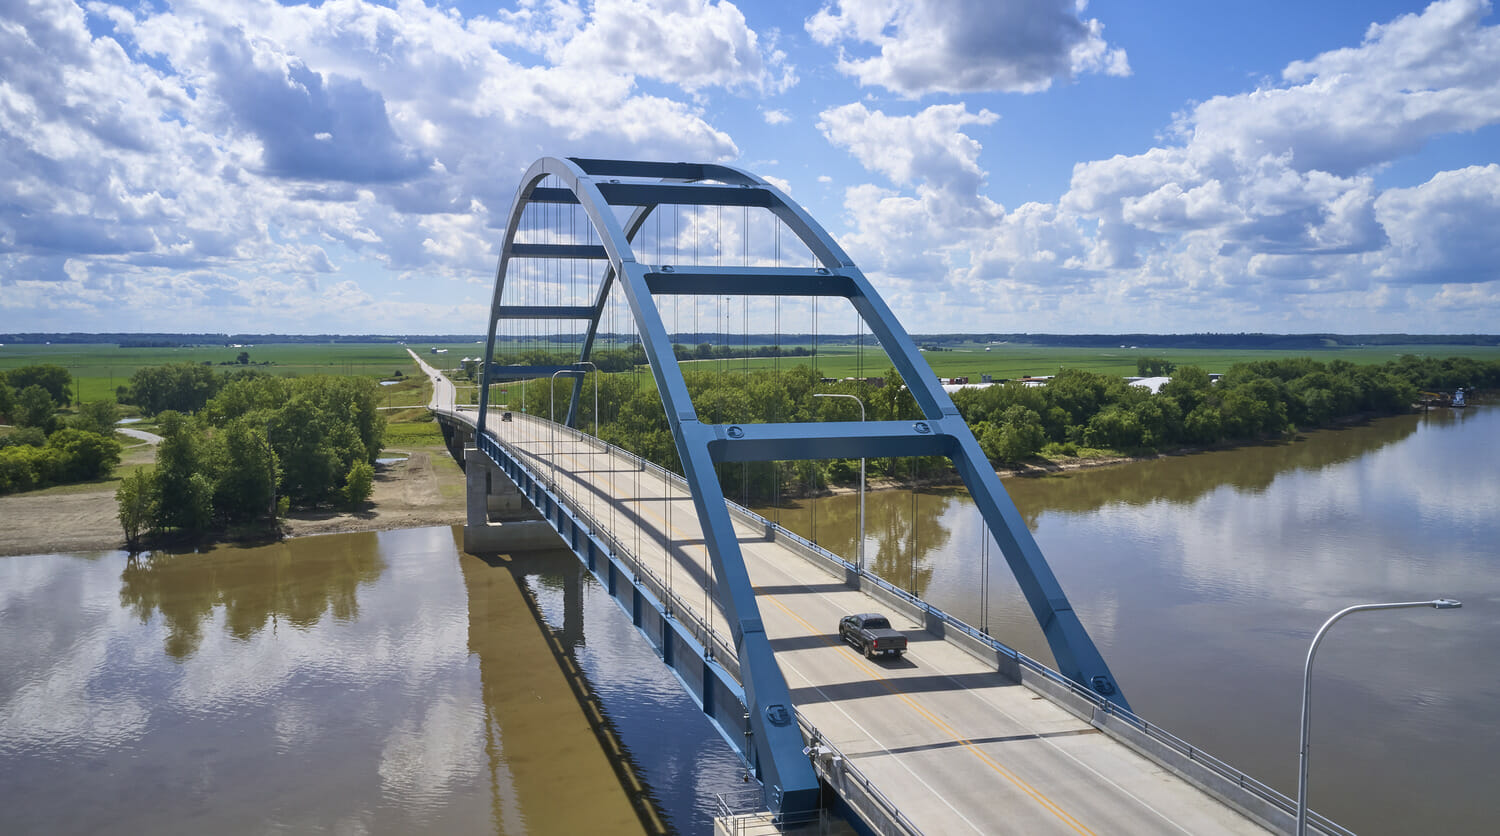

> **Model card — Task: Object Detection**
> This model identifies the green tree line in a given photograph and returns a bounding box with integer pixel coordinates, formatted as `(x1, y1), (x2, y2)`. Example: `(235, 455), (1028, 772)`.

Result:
(511, 354), (1496, 502)
(117, 374), (385, 548)
(0, 364), (121, 494)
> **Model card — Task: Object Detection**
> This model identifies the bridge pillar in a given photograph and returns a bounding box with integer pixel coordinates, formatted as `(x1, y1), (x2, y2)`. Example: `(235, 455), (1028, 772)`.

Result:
(463, 447), (564, 554)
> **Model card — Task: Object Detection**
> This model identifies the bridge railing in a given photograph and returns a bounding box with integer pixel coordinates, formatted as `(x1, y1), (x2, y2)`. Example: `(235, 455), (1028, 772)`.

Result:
(793, 711), (925, 836)
(476, 411), (1351, 836)
(725, 494), (1354, 836)
(485, 417), (744, 677)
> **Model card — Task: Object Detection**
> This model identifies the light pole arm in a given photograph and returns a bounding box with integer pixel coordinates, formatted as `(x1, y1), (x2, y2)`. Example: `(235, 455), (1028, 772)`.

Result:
(1296, 598), (1461, 836)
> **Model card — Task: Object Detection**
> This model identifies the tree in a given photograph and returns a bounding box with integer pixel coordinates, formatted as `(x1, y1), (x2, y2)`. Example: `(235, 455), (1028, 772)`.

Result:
(0, 426), (45, 449)
(0, 381), (14, 422)
(46, 428), (122, 481)
(236, 351), (250, 365)
(151, 411), (213, 532)
(1184, 403), (1224, 443)
(0, 444), (60, 494)
(343, 461), (374, 508)
(977, 405), (1046, 464)
(70, 400), (120, 435)
(1084, 404), (1145, 450)
(1136, 357), (1176, 377)
(14, 385), (58, 431)
(121, 363), (222, 415)
(1159, 365), (1212, 413)
(205, 419), (278, 523)
(116, 469), (156, 549)
(4, 364), (72, 406)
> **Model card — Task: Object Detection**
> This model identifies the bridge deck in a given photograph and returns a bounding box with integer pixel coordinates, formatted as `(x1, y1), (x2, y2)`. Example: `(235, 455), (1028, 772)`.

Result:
(418, 356), (1270, 834)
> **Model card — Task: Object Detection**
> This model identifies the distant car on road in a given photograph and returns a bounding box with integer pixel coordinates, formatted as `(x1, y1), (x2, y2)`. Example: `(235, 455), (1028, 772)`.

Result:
(839, 613), (907, 659)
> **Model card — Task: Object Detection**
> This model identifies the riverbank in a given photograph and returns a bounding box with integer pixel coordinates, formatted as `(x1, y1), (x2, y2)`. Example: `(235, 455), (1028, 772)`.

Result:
(0, 445), (466, 557)
(0, 408), (1436, 555)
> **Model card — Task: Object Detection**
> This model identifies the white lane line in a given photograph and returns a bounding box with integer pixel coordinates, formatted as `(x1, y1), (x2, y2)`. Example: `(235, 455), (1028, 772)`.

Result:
(771, 652), (987, 835)
(493, 415), (1241, 832)
(747, 553), (1218, 835)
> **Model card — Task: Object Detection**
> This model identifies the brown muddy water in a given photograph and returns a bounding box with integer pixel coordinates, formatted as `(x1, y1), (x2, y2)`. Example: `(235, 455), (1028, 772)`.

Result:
(0, 526), (744, 834)
(1, 407), (1494, 834)
(761, 405), (1498, 835)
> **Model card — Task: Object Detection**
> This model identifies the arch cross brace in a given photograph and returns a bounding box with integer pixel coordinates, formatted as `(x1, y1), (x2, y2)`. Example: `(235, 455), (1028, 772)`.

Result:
(477, 157), (1129, 817)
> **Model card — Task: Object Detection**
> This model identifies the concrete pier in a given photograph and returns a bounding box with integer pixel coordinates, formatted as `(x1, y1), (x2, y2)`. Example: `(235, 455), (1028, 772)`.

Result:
(463, 446), (563, 554)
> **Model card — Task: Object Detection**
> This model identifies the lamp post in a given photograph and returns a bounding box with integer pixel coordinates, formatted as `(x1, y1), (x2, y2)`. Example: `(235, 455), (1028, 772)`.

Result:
(578, 360), (599, 523)
(1296, 597), (1462, 835)
(550, 369), (567, 489)
(813, 393), (865, 574)
(577, 361), (599, 440)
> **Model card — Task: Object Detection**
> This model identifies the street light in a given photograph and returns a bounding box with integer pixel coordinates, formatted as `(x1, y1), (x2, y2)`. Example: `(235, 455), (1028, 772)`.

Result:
(577, 361), (599, 441)
(550, 368), (568, 489)
(578, 360), (599, 524)
(1296, 597), (1462, 836)
(813, 393), (865, 574)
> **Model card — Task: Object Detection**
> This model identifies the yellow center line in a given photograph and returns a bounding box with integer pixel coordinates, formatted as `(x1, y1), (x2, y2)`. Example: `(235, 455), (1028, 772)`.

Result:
(504, 422), (1095, 832)
(762, 594), (1097, 836)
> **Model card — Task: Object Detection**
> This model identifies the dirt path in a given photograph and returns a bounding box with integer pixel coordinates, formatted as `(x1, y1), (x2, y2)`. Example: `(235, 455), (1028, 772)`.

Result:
(0, 445), (467, 557)
(279, 449), (466, 539)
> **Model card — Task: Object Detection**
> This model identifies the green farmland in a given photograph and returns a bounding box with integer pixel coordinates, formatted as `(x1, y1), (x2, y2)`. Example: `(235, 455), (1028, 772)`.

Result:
(4, 339), (1498, 408)
(0, 342), (479, 405)
(663, 340), (1500, 382)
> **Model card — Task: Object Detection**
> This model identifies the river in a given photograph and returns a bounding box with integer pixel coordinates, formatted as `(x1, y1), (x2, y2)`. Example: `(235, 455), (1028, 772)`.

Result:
(762, 405), (1498, 835)
(0, 407), (1494, 833)
(0, 527), (743, 833)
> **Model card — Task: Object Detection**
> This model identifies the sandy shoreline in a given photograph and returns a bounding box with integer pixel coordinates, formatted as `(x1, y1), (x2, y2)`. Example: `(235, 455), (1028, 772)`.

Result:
(0, 447), (467, 557)
(0, 438), (1213, 557)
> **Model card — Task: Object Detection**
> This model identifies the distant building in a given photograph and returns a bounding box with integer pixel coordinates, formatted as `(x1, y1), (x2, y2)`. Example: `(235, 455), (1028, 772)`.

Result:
(1127, 376), (1172, 394)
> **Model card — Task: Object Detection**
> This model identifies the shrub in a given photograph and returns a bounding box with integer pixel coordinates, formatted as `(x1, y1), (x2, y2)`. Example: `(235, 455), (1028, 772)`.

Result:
(46, 428), (122, 482)
(343, 460), (375, 508)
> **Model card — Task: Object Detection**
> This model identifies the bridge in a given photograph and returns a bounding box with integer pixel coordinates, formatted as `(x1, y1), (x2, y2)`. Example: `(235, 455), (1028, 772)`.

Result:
(420, 157), (1350, 834)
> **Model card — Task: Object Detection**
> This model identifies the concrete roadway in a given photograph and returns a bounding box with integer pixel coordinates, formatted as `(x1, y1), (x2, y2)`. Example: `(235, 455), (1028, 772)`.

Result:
(413, 355), (1269, 835)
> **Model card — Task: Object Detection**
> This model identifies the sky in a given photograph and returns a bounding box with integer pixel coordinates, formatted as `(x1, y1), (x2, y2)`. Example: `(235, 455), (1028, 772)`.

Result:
(2, 0), (1498, 336)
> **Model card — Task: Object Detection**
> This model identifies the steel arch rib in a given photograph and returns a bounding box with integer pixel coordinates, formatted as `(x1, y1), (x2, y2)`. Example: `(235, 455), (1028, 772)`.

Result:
(479, 157), (821, 816)
(477, 156), (1130, 814)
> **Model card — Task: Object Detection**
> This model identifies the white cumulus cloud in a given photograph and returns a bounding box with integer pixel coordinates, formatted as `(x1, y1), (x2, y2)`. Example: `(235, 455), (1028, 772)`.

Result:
(806, 0), (1128, 97)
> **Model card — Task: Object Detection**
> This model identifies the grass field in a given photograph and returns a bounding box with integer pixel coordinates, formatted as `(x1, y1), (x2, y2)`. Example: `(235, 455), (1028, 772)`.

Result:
(666, 341), (1500, 382)
(0, 342), (474, 404)
(5, 339), (1498, 406)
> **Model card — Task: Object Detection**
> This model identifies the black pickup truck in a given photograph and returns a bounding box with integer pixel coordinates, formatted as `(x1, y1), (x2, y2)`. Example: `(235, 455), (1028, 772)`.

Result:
(839, 613), (907, 659)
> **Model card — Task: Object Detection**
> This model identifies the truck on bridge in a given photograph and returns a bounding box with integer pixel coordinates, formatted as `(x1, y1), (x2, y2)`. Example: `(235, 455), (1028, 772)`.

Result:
(839, 613), (908, 659)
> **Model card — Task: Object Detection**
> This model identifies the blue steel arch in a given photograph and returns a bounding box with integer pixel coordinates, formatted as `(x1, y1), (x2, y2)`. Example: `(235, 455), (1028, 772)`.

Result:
(477, 157), (1129, 815)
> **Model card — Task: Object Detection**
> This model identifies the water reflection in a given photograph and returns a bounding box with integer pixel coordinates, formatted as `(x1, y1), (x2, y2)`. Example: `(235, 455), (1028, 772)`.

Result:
(765, 407), (1499, 836)
(118, 533), (385, 659)
(767, 489), (954, 597)
(524, 554), (747, 834)
(1004, 414), (1419, 525)
(0, 527), (651, 835)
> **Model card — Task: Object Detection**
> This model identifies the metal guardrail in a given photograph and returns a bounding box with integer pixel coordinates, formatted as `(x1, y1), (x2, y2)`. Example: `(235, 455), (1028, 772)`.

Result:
(481, 419), (743, 671)
(713, 787), (827, 836)
(466, 409), (1352, 836)
(793, 711), (924, 836)
(728, 497), (1356, 836)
